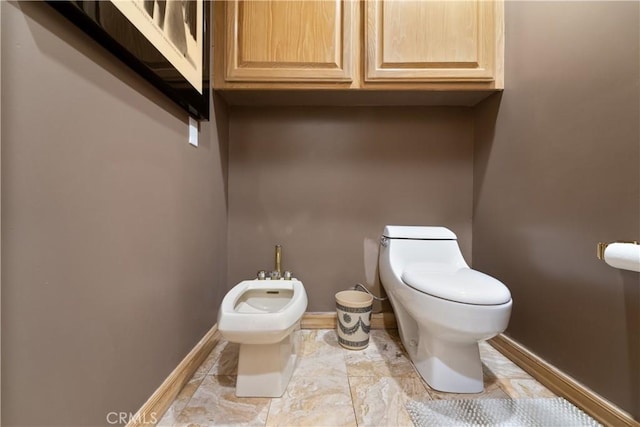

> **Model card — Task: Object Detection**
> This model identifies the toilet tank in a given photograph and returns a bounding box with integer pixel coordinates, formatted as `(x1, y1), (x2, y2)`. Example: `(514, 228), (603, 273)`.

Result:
(383, 225), (457, 240)
(380, 226), (469, 272)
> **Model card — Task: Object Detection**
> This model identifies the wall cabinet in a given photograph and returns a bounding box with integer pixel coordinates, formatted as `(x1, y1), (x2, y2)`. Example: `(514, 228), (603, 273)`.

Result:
(219, 0), (357, 85)
(365, 1), (502, 86)
(214, 0), (503, 95)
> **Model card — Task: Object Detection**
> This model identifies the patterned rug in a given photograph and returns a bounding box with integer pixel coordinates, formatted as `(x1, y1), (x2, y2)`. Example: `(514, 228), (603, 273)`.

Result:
(406, 397), (601, 427)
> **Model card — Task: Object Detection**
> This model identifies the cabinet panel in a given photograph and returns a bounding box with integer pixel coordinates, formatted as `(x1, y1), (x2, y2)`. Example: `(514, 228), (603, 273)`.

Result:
(366, 0), (502, 85)
(226, 0), (355, 82)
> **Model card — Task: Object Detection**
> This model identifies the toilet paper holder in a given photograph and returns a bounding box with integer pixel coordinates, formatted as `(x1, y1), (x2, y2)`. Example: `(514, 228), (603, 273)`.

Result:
(597, 240), (638, 260)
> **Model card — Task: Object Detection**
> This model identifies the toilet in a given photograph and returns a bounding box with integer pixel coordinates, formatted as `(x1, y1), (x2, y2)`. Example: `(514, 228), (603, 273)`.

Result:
(218, 279), (308, 397)
(378, 225), (512, 393)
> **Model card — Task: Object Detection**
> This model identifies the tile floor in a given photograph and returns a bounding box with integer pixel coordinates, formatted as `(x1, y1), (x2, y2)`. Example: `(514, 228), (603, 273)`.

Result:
(158, 329), (556, 426)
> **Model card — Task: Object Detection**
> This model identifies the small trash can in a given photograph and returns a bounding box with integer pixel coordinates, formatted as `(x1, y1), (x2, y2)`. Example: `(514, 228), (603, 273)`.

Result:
(335, 290), (373, 350)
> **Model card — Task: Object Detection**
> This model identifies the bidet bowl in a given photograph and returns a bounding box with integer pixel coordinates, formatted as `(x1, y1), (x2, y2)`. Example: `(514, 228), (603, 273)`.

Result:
(218, 279), (308, 345)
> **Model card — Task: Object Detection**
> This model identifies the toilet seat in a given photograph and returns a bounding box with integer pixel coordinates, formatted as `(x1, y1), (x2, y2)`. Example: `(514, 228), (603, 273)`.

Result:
(401, 263), (511, 305)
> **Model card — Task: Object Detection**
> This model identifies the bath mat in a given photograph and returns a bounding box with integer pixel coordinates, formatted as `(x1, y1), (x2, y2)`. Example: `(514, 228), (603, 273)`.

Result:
(406, 397), (601, 427)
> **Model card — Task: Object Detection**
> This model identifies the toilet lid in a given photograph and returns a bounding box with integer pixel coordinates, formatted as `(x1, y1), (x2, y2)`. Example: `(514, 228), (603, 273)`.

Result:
(401, 264), (511, 305)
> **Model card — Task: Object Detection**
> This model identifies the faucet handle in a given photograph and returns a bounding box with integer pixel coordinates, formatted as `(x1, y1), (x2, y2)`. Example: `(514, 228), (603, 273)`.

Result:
(269, 270), (281, 280)
(257, 270), (267, 280)
(283, 271), (292, 280)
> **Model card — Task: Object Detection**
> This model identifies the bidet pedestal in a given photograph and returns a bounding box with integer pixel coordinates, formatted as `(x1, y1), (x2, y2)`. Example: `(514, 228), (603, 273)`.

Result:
(235, 333), (298, 397)
(413, 337), (484, 394)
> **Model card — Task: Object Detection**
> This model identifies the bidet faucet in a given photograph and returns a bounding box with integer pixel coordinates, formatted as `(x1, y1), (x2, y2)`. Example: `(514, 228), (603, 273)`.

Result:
(275, 245), (282, 277)
(273, 245), (293, 280)
(257, 245), (293, 280)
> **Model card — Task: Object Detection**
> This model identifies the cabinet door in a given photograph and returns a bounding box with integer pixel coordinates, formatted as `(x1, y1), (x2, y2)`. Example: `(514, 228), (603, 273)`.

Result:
(365, 0), (503, 85)
(225, 0), (356, 83)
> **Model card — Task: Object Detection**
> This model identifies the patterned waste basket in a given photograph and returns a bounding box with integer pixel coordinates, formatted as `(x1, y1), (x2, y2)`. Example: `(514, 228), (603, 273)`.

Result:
(335, 290), (373, 350)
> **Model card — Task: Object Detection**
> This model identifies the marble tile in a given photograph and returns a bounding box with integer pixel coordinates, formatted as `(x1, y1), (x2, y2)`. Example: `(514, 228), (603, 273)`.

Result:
(299, 329), (347, 357)
(371, 329), (406, 349)
(175, 375), (270, 426)
(498, 378), (556, 399)
(479, 341), (500, 354)
(425, 380), (511, 401)
(160, 330), (561, 426)
(156, 406), (180, 426)
(480, 342), (532, 380)
(295, 351), (347, 378)
(156, 371), (207, 427)
(209, 341), (240, 376)
(193, 346), (219, 377)
(349, 376), (429, 427)
(345, 330), (416, 378)
(295, 330), (348, 378)
(266, 375), (357, 427)
(196, 340), (239, 376)
(482, 362), (498, 379)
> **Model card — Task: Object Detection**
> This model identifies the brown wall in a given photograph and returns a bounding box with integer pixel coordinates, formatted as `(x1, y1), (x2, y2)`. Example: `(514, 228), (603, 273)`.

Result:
(228, 106), (474, 311)
(3, 0), (638, 424)
(1, 2), (228, 426)
(473, 1), (639, 419)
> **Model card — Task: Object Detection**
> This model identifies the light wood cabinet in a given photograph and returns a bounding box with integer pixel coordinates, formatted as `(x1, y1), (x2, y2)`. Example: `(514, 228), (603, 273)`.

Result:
(365, 0), (503, 87)
(221, 0), (357, 84)
(215, 0), (503, 94)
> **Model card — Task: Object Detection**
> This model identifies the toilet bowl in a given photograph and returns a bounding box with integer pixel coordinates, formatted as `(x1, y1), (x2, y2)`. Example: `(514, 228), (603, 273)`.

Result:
(379, 225), (512, 394)
(218, 279), (308, 397)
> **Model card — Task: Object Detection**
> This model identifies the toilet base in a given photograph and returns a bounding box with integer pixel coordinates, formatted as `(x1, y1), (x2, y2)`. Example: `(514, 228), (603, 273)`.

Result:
(412, 336), (484, 394)
(236, 333), (298, 397)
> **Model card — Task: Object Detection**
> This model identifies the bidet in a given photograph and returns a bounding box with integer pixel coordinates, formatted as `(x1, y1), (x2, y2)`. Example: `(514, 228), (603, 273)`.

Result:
(218, 277), (308, 397)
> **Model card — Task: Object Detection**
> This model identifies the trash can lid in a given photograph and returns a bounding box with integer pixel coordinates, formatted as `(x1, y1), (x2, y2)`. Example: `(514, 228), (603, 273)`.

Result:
(335, 290), (373, 308)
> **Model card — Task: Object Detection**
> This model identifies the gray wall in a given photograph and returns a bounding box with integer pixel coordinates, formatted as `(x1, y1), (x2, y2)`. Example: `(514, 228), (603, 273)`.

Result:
(1, 2), (228, 426)
(473, 1), (639, 419)
(228, 107), (474, 311)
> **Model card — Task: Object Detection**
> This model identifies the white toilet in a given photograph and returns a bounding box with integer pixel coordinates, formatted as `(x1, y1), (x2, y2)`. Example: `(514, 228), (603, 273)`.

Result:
(218, 279), (308, 397)
(378, 225), (512, 393)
